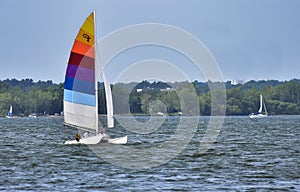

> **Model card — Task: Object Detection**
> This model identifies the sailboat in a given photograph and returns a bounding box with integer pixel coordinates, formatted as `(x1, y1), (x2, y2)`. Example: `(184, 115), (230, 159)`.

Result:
(63, 11), (127, 144)
(5, 105), (13, 118)
(249, 94), (268, 119)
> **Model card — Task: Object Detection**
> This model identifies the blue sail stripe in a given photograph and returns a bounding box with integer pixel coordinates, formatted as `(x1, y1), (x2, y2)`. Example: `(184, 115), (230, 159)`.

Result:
(64, 76), (95, 95)
(64, 89), (96, 106)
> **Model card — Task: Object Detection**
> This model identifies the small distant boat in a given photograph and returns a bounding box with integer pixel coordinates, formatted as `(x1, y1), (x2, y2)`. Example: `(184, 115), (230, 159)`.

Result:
(63, 11), (127, 145)
(249, 94), (268, 119)
(5, 105), (13, 118)
(29, 113), (37, 118)
(157, 112), (164, 116)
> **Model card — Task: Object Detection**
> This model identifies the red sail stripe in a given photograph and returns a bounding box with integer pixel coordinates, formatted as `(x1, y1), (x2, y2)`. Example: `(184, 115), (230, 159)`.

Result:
(68, 52), (94, 70)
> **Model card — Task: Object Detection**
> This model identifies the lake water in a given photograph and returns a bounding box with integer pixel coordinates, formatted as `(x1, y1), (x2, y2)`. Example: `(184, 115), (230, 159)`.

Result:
(0, 116), (299, 191)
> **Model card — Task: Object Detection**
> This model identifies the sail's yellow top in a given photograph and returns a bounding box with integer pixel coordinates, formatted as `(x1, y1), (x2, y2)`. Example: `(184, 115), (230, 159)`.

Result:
(72, 12), (94, 57)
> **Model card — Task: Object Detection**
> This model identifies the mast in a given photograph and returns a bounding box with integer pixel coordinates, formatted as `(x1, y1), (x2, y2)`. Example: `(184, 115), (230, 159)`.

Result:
(94, 10), (99, 134)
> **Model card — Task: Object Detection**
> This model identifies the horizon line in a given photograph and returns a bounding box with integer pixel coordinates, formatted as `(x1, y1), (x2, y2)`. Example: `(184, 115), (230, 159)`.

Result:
(0, 77), (299, 85)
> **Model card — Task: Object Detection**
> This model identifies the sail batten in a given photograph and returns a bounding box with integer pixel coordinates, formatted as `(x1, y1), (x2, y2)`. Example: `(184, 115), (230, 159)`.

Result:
(63, 12), (97, 132)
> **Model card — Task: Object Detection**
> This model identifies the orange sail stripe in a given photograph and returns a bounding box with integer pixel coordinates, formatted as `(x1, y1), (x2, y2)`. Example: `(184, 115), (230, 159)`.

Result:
(72, 40), (95, 58)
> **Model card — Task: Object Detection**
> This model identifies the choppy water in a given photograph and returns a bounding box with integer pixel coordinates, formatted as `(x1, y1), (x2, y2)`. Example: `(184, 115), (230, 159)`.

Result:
(0, 116), (299, 191)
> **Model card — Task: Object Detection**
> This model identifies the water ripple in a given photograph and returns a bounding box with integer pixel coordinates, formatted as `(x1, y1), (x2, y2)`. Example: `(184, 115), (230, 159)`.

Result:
(0, 116), (299, 191)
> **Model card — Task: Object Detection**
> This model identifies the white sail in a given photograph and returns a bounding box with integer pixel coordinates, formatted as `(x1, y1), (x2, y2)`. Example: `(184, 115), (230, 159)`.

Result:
(103, 72), (114, 128)
(6, 105), (13, 118)
(63, 101), (98, 132)
(263, 102), (268, 115)
(9, 105), (12, 114)
(258, 94), (263, 113)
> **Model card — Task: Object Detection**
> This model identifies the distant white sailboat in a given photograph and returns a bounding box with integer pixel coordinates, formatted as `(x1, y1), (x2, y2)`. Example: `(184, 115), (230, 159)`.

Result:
(249, 94), (268, 119)
(6, 105), (13, 118)
(63, 11), (127, 145)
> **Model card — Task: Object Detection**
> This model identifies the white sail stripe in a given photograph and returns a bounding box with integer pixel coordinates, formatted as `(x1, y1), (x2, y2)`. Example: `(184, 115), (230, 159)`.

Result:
(64, 112), (97, 130)
(64, 101), (97, 130)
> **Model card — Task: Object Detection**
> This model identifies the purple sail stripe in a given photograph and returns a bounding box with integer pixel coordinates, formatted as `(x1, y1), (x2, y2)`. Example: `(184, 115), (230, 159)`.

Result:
(66, 64), (95, 82)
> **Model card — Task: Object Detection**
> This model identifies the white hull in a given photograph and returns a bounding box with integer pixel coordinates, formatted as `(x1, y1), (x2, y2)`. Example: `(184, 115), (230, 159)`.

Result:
(64, 135), (127, 145)
(64, 134), (103, 144)
(249, 113), (267, 119)
(5, 116), (13, 118)
(108, 136), (128, 144)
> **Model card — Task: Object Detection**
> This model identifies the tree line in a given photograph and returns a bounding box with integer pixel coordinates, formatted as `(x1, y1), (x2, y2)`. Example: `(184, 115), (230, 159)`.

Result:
(0, 78), (299, 116)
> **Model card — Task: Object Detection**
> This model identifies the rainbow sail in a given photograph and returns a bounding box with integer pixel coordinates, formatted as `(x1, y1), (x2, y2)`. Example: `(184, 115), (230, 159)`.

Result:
(63, 12), (98, 133)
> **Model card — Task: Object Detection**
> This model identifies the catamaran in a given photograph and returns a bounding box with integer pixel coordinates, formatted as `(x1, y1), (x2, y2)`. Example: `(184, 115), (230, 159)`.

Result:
(63, 11), (127, 144)
(249, 94), (268, 119)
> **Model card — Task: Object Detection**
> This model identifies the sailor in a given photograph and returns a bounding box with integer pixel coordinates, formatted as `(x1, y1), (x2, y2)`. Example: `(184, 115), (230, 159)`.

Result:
(100, 130), (109, 140)
(83, 132), (88, 138)
(75, 133), (81, 142)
